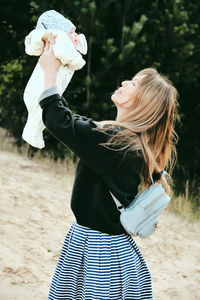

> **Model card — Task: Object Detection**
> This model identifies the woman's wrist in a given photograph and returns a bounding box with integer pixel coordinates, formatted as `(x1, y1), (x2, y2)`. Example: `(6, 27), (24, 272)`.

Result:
(44, 72), (57, 90)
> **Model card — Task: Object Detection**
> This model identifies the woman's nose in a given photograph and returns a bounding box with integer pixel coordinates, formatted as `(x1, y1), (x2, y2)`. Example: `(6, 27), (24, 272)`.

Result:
(121, 80), (130, 87)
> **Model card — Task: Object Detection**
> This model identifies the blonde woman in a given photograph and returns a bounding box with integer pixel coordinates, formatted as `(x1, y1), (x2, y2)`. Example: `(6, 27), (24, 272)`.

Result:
(38, 37), (178, 299)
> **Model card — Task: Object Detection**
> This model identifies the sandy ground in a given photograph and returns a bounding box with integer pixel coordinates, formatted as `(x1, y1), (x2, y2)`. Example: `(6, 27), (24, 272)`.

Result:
(0, 149), (200, 300)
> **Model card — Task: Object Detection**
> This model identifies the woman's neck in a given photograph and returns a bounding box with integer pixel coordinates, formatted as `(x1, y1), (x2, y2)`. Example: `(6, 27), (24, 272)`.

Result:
(116, 106), (128, 122)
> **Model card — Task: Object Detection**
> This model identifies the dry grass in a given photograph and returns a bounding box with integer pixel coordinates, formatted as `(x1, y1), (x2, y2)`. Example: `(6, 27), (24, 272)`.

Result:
(167, 181), (200, 223)
(0, 127), (75, 174)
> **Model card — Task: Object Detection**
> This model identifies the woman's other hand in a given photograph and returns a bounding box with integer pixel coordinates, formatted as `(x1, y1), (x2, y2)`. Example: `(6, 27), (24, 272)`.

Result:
(39, 34), (61, 90)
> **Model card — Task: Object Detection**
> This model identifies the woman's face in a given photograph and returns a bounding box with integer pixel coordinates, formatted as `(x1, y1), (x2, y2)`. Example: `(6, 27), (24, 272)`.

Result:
(111, 75), (145, 109)
(68, 28), (78, 46)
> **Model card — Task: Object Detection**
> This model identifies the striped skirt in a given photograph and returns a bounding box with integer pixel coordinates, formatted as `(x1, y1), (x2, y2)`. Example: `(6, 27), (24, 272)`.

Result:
(48, 222), (153, 299)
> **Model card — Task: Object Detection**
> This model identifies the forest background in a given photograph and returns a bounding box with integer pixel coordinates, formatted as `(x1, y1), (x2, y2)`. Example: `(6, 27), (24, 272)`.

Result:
(0, 0), (199, 213)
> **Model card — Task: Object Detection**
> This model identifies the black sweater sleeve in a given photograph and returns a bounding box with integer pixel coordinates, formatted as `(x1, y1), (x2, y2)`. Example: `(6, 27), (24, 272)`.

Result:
(39, 93), (114, 174)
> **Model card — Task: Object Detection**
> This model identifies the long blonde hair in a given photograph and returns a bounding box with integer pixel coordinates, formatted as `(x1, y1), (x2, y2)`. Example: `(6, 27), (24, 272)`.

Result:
(93, 68), (179, 194)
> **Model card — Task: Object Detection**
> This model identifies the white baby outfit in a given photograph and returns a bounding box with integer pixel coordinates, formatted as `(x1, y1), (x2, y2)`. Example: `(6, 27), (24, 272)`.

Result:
(22, 10), (87, 149)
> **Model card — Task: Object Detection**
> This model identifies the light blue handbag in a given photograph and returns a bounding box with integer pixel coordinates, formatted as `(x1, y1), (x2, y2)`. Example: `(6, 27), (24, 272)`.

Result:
(110, 171), (170, 238)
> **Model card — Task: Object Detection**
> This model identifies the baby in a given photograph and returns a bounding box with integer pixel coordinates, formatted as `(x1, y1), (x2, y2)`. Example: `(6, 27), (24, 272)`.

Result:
(22, 10), (87, 149)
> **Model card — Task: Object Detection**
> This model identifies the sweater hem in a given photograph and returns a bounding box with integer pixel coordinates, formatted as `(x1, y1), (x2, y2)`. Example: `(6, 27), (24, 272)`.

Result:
(75, 220), (128, 236)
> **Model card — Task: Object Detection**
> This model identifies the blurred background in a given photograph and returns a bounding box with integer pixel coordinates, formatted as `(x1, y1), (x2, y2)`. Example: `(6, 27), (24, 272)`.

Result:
(0, 0), (200, 216)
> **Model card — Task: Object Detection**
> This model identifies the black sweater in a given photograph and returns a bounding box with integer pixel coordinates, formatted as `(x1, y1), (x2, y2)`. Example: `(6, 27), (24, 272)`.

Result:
(39, 93), (144, 235)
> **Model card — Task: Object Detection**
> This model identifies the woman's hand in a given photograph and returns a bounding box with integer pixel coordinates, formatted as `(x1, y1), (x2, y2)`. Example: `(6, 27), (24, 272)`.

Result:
(39, 34), (61, 90)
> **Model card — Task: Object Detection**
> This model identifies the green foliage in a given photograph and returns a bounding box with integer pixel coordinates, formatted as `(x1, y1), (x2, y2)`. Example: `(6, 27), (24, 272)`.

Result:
(131, 15), (148, 39)
(0, 58), (26, 140)
(0, 0), (200, 198)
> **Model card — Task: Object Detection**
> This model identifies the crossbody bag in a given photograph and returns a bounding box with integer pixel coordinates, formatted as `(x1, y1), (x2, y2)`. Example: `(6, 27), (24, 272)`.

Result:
(110, 171), (170, 238)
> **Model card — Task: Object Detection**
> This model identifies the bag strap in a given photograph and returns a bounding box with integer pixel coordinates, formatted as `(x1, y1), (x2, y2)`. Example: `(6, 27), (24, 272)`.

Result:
(109, 191), (125, 212)
(110, 169), (166, 212)
(150, 174), (155, 184)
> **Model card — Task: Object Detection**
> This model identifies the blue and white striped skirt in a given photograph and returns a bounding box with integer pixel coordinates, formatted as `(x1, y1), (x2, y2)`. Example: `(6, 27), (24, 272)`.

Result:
(48, 222), (153, 299)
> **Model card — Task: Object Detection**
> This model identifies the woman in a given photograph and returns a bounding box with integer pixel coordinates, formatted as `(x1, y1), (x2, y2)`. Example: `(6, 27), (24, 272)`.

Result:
(38, 37), (179, 299)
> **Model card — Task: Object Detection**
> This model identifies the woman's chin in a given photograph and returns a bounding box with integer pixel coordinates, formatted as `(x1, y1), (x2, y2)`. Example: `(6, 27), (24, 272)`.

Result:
(111, 93), (117, 102)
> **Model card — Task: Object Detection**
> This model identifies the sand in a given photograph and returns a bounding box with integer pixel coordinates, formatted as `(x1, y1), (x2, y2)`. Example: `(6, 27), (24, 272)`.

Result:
(0, 149), (199, 300)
